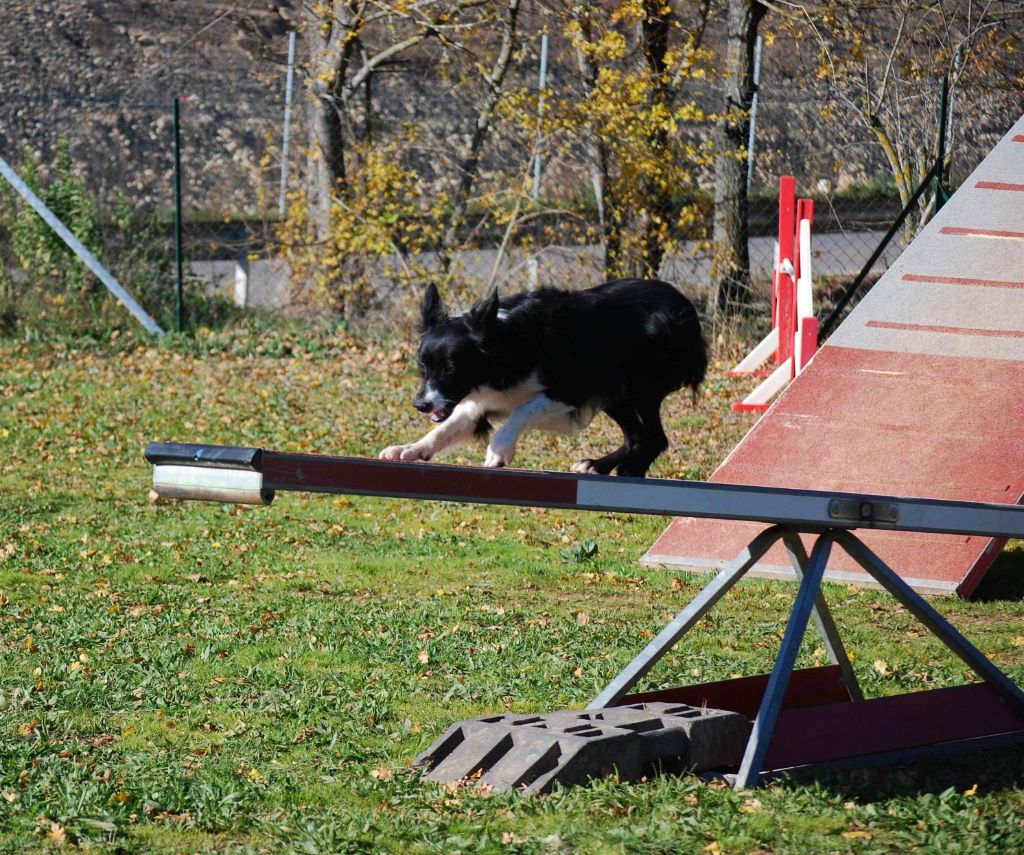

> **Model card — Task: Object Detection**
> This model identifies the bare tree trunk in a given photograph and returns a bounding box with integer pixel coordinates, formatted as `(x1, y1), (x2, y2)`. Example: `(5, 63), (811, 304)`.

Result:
(708, 0), (765, 315)
(308, 93), (345, 242)
(306, 3), (357, 257)
(590, 140), (621, 276)
(571, 1), (623, 277)
(573, 0), (709, 280)
(440, 0), (522, 272)
(304, 0), (490, 272)
(636, 0), (671, 279)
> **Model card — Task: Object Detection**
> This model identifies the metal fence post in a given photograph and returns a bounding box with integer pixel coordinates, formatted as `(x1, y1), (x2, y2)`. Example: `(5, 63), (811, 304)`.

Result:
(279, 30), (297, 217)
(528, 32), (549, 290)
(531, 32), (548, 203)
(935, 75), (949, 213)
(173, 97), (184, 333)
(746, 34), (763, 190)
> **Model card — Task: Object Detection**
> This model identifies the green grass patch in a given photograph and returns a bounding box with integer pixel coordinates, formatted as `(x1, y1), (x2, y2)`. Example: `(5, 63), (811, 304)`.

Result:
(2, 328), (1023, 852)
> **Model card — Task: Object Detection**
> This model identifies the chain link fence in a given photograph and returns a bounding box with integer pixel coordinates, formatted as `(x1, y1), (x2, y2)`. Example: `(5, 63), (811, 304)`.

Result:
(1, 90), (292, 325)
(1, 56), (1019, 335)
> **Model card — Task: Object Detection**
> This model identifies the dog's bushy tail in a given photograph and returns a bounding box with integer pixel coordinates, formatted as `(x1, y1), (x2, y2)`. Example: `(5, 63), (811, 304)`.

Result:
(683, 326), (708, 404)
(662, 296), (708, 403)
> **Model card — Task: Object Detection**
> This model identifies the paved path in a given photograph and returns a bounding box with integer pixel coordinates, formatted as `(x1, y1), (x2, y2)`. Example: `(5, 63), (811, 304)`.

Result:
(190, 228), (902, 311)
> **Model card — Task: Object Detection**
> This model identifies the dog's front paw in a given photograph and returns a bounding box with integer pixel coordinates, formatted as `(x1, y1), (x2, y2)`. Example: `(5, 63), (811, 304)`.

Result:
(484, 442), (515, 468)
(571, 460), (599, 475)
(379, 444), (431, 462)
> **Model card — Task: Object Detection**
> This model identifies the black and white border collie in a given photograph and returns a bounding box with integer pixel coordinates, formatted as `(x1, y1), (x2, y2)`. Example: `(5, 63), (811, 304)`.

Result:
(379, 278), (707, 477)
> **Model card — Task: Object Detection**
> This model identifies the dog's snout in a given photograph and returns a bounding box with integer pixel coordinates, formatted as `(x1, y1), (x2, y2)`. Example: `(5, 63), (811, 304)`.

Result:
(413, 385), (438, 412)
(414, 382), (443, 414)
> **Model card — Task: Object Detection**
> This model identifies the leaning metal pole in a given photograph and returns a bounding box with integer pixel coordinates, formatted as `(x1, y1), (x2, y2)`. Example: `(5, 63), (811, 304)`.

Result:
(0, 155), (164, 336)
(588, 525), (788, 709)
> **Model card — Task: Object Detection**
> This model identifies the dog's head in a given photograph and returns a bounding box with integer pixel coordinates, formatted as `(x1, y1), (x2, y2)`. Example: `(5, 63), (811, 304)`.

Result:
(413, 283), (500, 423)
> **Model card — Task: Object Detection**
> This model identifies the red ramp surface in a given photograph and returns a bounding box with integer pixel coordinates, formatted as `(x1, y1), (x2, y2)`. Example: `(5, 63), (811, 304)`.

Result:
(647, 116), (1024, 597)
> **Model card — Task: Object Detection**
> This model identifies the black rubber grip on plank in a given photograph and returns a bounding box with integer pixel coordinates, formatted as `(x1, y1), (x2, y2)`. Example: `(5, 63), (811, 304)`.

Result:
(144, 441), (263, 470)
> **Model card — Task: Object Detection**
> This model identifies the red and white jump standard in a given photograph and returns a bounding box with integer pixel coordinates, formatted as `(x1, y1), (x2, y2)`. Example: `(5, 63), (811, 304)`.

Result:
(728, 176), (819, 412)
(147, 441), (1024, 789)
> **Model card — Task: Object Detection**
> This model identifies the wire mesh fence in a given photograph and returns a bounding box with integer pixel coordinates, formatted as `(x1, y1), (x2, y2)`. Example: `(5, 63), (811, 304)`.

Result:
(0, 90), (294, 331)
(0, 61), (1019, 336)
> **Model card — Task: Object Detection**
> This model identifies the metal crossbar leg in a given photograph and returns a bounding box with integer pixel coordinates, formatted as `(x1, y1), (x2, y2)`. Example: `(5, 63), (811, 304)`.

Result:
(782, 531), (864, 702)
(588, 525), (788, 710)
(836, 530), (1024, 717)
(734, 532), (836, 789)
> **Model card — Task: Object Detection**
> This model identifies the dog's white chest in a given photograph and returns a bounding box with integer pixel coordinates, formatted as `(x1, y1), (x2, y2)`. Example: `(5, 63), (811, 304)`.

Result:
(472, 377), (597, 437)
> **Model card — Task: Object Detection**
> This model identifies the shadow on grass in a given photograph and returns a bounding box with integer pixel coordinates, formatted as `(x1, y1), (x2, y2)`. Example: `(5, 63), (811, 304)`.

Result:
(971, 542), (1024, 602)
(778, 742), (1024, 798)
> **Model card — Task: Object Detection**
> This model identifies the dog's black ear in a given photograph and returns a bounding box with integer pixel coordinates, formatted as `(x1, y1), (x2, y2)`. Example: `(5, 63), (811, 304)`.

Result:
(420, 282), (446, 331)
(467, 288), (500, 346)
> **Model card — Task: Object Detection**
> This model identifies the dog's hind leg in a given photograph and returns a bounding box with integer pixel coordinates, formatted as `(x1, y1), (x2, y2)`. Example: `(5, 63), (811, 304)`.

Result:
(612, 394), (669, 478)
(571, 403), (643, 476)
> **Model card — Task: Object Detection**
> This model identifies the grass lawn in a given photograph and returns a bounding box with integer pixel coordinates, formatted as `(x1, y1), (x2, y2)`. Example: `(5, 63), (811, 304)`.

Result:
(2, 324), (1023, 853)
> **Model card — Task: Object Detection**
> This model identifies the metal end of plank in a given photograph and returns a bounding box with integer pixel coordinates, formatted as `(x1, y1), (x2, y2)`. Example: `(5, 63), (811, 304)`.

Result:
(152, 465), (273, 505)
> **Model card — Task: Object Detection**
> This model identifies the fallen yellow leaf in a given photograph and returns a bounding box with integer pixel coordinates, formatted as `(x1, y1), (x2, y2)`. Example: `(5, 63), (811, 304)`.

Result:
(842, 830), (873, 840)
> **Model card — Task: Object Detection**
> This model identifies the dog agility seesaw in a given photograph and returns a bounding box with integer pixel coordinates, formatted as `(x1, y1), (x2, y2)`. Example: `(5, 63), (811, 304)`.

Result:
(146, 441), (1024, 790)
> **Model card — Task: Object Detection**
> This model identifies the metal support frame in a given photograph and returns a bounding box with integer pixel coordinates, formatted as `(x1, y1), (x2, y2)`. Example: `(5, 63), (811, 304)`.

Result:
(588, 525), (788, 710)
(781, 532), (862, 702)
(836, 532), (1024, 717)
(144, 443), (1024, 790)
(735, 532), (835, 787)
(589, 523), (1024, 789)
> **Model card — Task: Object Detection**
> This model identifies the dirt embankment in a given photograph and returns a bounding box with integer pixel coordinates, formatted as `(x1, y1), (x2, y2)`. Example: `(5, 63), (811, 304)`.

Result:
(0, 0), (297, 209)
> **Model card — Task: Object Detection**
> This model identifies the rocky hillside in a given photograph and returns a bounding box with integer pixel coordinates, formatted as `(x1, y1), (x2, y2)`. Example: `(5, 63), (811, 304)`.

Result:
(1, 0), (295, 101)
(0, 0), (298, 210)
(2, 1), (1020, 223)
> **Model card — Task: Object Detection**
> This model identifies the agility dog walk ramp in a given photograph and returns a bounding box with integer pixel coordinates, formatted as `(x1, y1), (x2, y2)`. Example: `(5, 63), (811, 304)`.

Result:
(648, 115), (1024, 597)
(147, 442), (1024, 788)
